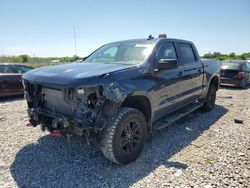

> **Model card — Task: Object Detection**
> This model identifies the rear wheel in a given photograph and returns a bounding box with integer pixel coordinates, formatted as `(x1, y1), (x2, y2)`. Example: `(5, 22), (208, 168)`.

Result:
(101, 107), (147, 164)
(201, 83), (217, 112)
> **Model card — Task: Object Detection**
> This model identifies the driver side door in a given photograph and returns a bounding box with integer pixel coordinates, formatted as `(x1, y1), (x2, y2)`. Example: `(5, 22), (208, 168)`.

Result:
(153, 42), (184, 121)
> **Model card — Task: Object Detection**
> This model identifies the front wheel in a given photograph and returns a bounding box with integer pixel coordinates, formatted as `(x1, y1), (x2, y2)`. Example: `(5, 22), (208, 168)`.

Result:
(201, 83), (217, 112)
(101, 107), (147, 164)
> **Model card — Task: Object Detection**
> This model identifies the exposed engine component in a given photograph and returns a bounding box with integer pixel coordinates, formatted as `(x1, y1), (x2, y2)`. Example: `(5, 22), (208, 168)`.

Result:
(23, 81), (119, 137)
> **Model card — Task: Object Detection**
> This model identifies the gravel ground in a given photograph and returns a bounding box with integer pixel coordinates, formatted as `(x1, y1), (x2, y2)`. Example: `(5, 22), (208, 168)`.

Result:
(0, 86), (249, 188)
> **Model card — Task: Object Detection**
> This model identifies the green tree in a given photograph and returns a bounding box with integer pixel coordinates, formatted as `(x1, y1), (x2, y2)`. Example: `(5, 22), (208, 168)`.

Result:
(229, 52), (236, 58)
(73, 55), (81, 61)
(0, 56), (12, 62)
(217, 56), (226, 61)
(212, 52), (222, 58)
(203, 53), (213, 59)
(12, 56), (23, 63)
(20, 54), (30, 62)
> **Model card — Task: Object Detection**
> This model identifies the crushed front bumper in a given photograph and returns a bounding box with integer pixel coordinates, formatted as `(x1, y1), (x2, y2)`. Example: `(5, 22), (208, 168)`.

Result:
(28, 108), (72, 134)
(23, 80), (121, 137)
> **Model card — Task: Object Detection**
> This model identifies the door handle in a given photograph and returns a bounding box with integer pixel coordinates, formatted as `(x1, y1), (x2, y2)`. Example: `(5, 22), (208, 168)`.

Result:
(177, 71), (183, 77)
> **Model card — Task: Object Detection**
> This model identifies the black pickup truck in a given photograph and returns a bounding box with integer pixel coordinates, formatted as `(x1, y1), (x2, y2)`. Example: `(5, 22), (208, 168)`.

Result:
(23, 35), (220, 164)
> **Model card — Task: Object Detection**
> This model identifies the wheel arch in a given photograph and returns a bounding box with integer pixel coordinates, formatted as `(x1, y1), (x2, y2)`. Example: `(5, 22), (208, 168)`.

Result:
(210, 75), (220, 90)
(121, 94), (152, 125)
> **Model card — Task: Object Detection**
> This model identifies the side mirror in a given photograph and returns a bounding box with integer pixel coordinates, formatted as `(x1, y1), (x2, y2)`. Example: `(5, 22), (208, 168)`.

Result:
(158, 59), (178, 69)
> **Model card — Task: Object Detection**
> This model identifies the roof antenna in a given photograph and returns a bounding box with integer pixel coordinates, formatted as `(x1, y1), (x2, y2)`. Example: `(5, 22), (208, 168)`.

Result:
(73, 26), (77, 57)
(147, 35), (154, 40)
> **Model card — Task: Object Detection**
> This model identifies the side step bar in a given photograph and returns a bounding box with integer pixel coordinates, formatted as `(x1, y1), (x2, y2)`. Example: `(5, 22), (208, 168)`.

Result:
(153, 102), (203, 130)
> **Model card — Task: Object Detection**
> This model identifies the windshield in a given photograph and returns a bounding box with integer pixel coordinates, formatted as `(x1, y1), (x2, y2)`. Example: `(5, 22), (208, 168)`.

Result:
(84, 41), (154, 65)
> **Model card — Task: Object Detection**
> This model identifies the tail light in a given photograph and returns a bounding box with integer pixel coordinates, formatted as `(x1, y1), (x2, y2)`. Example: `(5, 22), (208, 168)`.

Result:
(234, 72), (244, 79)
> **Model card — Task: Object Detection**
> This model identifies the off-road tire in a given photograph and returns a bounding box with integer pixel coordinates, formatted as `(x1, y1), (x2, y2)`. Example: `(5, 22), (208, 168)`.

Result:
(201, 83), (217, 112)
(101, 107), (147, 164)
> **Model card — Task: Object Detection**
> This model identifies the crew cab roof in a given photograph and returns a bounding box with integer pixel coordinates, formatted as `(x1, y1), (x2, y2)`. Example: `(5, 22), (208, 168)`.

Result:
(108, 38), (193, 45)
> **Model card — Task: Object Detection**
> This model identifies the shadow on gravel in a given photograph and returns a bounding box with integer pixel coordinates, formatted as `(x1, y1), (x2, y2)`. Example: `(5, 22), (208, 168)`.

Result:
(11, 104), (228, 187)
(0, 95), (24, 103)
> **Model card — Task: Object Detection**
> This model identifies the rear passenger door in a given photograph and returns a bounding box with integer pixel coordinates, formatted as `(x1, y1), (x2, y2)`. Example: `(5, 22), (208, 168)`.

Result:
(175, 42), (203, 104)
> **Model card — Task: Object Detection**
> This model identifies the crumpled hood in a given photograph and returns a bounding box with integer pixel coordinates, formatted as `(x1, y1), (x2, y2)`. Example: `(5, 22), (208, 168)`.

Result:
(23, 62), (136, 88)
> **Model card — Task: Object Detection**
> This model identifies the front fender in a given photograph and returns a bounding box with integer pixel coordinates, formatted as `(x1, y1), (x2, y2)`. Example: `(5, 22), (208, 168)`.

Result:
(102, 81), (153, 103)
(102, 81), (131, 103)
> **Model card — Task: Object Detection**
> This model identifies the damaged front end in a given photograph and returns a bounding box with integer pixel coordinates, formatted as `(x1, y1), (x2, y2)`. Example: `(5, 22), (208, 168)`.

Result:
(23, 80), (121, 141)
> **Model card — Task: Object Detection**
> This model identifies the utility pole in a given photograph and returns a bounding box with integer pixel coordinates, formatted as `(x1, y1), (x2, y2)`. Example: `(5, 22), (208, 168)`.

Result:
(73, 26), (77, 57)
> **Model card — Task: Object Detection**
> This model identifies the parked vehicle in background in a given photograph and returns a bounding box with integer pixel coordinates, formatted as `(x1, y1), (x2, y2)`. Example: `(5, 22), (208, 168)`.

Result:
(23, 35), (220, 164)
(220, 60), (250, 88)
(246, 58), (250, 63)
(0, 63), (33, 97)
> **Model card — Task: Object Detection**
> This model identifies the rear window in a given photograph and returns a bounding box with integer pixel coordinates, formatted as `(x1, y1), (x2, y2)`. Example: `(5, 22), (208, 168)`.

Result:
(221, 62), (241, 70)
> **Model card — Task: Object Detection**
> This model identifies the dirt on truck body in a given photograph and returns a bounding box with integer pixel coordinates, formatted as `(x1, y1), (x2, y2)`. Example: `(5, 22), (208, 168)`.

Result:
(23, 35), (221, 164)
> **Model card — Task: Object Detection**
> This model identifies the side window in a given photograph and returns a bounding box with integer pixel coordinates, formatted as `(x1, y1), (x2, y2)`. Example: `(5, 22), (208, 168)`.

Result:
(13, 65), (33, 73)
(242, 63), (247, 71)
(178, 43), (196, 64)
(0, 65), (14, 73)
(158, 42), (177, 61)
(245, 63), (250, 71)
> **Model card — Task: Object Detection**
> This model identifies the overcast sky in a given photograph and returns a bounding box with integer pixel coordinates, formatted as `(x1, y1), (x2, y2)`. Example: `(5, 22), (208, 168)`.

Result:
(0, 0), (250, 57)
